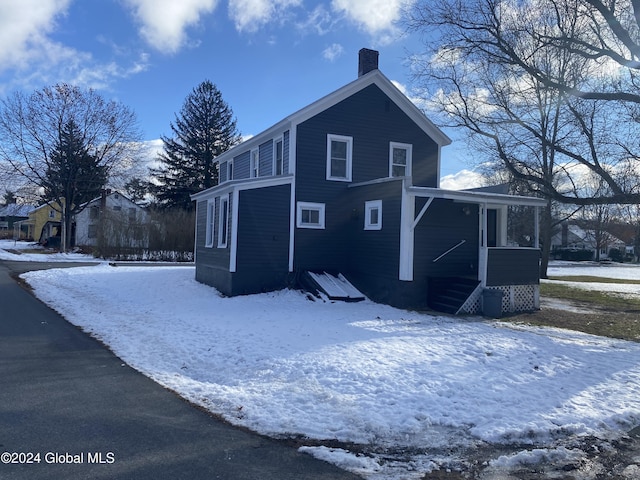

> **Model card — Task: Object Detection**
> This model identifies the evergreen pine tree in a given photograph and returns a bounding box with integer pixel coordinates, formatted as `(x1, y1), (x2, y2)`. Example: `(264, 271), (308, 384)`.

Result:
(44, 119), (108, 248)
(152, 80), (241, 209)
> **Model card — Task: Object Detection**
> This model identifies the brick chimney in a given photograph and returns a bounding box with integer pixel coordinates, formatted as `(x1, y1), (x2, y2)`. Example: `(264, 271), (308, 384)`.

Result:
(358, 48), (379, 77)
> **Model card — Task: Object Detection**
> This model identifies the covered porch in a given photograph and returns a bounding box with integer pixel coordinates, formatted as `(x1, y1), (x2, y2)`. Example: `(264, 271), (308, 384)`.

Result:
(402, 184), (547, 315)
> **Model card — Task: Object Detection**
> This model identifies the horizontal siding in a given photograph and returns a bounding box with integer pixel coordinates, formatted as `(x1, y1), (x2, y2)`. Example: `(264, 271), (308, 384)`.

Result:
(344, 180), (405, 305)
(283, 130), (290, 174)
(487, 248), (540, 286)
(259, 140), (273, 177)
(296, 84), (439, 188)
(195, 199), (232, 293)
(414, 199), (479, 279)
(234, 151), (251, 179)
(236, 185), (290, 271)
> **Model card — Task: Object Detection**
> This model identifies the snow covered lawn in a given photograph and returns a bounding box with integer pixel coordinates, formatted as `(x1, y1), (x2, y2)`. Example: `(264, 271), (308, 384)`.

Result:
(0, 239), (95, 262)
(546, 261), (640, 300)
(20, 263), (640, 479)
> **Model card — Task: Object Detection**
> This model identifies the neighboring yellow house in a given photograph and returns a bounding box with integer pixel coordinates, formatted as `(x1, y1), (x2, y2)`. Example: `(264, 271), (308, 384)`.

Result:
(20, 200), (65, 243)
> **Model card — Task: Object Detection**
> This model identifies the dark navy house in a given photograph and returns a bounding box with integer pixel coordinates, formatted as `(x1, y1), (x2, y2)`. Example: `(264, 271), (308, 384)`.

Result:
(191, 49), (546, 315)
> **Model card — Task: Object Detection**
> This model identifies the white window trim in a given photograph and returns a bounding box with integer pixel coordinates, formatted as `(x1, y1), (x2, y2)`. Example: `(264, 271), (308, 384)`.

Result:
(251, 148), (259, 178)
(205, 199), (216, 247)
(389, 142), (413, 178)
(364, 200), (382, 231)
(296, 202), (325, 229)
(273, 136), (284, 176)
(228, 160), (234, 182)
(326, 134), (353, 182)
(217, 195), (229, 248)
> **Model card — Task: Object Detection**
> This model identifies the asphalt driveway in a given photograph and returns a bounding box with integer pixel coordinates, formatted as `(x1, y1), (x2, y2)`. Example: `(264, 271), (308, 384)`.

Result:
(0, 260), (359, 480)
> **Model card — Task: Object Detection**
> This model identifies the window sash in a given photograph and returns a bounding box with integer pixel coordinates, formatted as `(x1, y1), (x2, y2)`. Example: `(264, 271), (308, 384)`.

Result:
(297, 202), (325, 229)
(251, 149), (259, 178)
(364, 200), (382, 230)
(205, 200), (216, 247)
(218, 196), (229, 248)
(274, 139), (284, 175)
(389, 142), (412, 178)
(326, 135), (352, 181)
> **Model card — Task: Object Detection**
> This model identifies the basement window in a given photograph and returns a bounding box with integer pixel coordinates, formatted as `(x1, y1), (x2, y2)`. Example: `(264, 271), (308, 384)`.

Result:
(364, 200), (382, 230)
(297, 202), (325, 229)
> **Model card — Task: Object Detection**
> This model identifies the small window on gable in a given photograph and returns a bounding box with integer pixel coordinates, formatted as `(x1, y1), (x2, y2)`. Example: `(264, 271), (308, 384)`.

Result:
(228, 160), (234, 181)
(251, 149), (259, 178)
(389, 142), (412, 177)
(364, 200), (382, 230)
(89, 206), (99, 220)
(205, 199), (215, 247)
(49, 209), (56, 219)
(274, 137), (284, 175)
(296, 202), (325, 229)
(218, 195), (229, 248)
(326, 134), (352, 182)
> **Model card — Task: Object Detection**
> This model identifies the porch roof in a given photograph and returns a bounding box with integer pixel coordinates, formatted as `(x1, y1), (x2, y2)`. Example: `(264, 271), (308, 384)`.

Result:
(406, 185), (547, 207)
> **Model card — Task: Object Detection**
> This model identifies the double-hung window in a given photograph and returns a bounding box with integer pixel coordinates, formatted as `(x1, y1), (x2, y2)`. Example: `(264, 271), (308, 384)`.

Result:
(389, 142), (412, 177)
(205, 199), (216, 247)
(274, 138), (284, 175)
(364, 200), (382, 230)
(326, 134), (352, 181)
(218, 195), (229, 248)
(251, 149), (259, 178)
(296, 202), (325, 229)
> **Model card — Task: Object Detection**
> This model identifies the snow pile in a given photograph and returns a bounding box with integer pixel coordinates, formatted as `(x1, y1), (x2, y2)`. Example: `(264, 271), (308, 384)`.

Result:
(21, 264), (640, 478)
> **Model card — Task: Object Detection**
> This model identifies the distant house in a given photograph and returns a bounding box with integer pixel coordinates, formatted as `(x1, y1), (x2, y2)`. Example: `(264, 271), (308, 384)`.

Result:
(552, 222), (629, 261)
(190, 49), (546, 315)
(0, 203), (33, 239)
(75, 190), (147, 250)
(18, 200), (65, 245)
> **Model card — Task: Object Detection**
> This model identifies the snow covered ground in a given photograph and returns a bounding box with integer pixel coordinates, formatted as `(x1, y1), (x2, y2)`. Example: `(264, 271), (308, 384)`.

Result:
(546, 261), (640, 300)
(12, 258), (640, 479)
(0, 239), (96, 262)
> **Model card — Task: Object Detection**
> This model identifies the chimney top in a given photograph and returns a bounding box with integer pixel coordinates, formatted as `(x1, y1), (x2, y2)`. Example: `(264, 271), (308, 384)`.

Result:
(358, 48), (379, 77)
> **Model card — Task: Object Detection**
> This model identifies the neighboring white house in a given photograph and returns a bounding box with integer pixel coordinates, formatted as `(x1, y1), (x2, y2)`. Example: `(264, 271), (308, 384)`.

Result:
(75, 190), (147, 248)
(551, 222), (628, 260)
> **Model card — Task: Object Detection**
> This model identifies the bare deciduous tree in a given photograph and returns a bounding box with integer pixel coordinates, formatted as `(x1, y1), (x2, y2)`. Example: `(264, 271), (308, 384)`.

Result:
(407, 0), (640, 206)
(0, 83), (142, 250)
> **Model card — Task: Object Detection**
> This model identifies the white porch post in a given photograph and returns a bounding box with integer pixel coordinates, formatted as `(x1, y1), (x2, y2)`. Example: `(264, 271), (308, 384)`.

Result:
(478, 202), (488, 287)
(399, 181), (415, 281)
(534, 206), (540, 249)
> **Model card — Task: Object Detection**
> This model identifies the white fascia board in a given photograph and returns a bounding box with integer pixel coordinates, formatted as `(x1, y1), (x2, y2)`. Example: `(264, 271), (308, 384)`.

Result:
(207, 70), (450, 175)
(190, 175), (294, 201)
(407, 186), (547, 207)
(286, 70), (451, 147)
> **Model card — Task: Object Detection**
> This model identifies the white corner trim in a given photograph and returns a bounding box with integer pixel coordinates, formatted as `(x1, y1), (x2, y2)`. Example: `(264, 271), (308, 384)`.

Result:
(399, 184), (414, 281)
(229, 190), (239, 272)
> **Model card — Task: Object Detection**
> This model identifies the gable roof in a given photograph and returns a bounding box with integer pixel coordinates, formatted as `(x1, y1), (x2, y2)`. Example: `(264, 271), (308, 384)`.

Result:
(213, 69), (452, 166)
(0, 203), (34, 217)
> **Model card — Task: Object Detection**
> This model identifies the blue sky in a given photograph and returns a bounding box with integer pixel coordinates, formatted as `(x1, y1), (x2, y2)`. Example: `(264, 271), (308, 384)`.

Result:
(0, 0), (475, 183)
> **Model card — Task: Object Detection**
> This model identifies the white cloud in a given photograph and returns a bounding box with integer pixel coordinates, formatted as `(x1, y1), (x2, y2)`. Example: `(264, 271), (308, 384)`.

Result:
(0, 0), (150, 93)
(297, 4), (333, 36)
(124, 0), (218, 54)
(330, 0), (411, 42)
(322, 43), (344, 62)
(0, 0), (71, 71)
(440, 169), (487, 190)
(228, 0), (301, 33)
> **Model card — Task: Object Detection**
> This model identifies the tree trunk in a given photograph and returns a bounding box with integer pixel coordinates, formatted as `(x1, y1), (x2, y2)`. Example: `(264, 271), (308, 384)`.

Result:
(539, 201), (553, 279)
